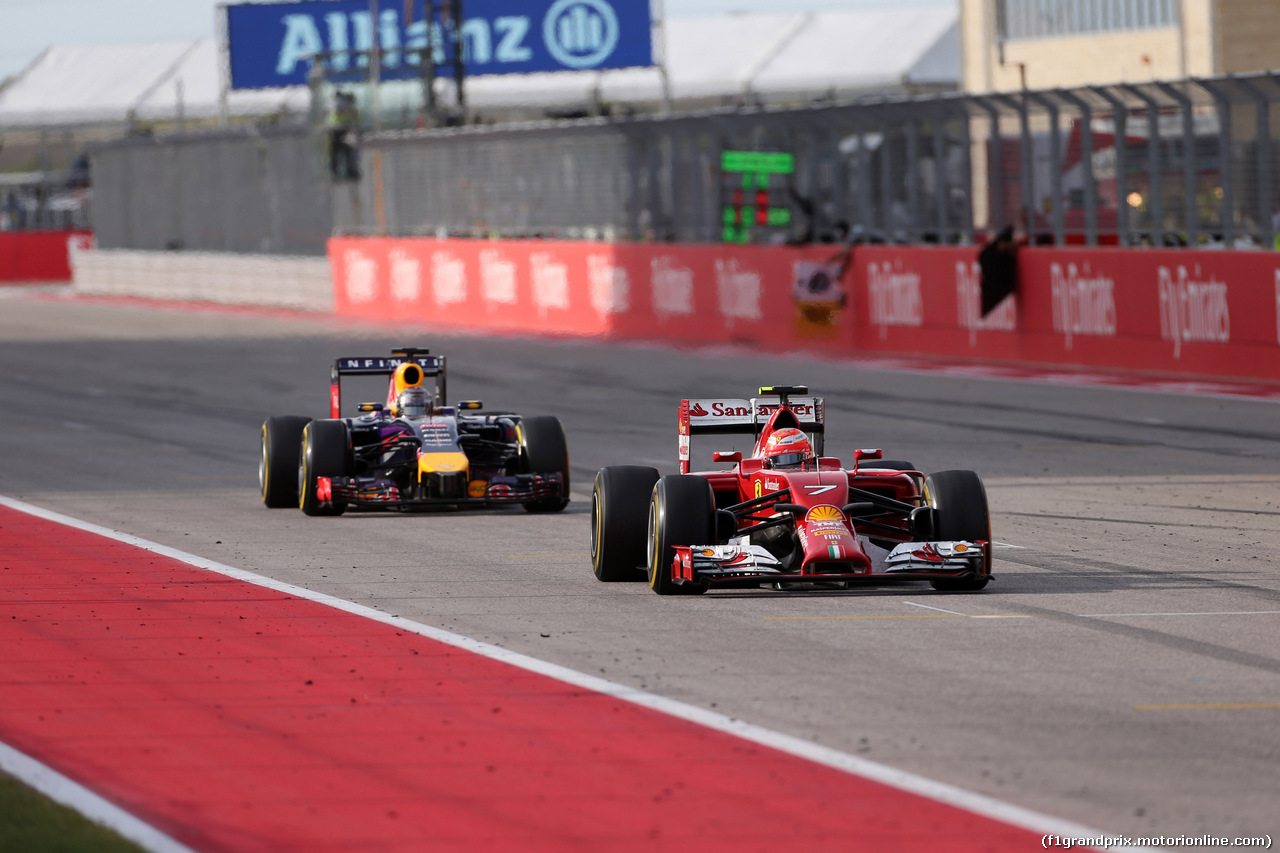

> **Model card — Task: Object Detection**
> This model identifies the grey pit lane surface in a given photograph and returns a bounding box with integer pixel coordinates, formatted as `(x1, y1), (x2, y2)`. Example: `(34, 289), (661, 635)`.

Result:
(2, 293), (1279, 845)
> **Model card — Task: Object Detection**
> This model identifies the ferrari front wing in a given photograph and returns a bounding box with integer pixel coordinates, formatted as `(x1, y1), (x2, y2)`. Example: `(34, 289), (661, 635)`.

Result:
(671, 540), (989, 587)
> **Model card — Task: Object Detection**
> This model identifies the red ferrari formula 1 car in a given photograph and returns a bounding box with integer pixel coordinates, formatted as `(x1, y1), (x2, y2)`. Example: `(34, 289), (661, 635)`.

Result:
(590, 386), (992, 595)
(260, 347), (569, 516)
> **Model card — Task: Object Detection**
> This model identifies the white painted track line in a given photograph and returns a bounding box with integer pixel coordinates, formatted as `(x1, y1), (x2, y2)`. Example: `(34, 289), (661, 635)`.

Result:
(0, 742), (199, 853)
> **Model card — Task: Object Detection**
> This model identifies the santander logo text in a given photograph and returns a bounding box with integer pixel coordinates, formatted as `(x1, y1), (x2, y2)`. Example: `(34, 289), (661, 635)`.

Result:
(1158, 264), (1230, 359)
(1050, 261), (1116, 351)
(867, 261), (922, 337)
(689, 401), (816, 419)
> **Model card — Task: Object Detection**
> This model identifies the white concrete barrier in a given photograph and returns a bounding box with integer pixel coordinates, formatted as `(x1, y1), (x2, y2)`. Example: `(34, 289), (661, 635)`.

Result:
(70, 247), (333, 313)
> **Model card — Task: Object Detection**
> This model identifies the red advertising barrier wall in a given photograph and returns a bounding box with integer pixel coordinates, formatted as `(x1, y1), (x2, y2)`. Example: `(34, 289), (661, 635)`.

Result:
(328, 237), (1280, 384)
(0, 230), (91, 282)
(328, 237), (843, 348)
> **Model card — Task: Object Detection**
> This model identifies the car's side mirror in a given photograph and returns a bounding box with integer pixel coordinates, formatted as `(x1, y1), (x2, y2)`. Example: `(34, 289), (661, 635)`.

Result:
(357, 402), (385, 413)
(855, 448), (885, 468)
(458, 400), (483, 410)
(712, 450), (742, 463)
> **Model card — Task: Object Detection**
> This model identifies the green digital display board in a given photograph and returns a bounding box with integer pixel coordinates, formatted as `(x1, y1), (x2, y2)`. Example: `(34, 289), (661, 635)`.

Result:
(721, 151), (796, 175)
(720, 150), (795, 244)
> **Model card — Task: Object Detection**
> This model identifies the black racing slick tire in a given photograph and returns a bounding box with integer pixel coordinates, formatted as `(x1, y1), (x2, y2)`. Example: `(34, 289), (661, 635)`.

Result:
(646, 475), (714, 596)
(924, 469), (991, 592)
(591, 466), (660, 582)
(871, 460), (917, 471)
(261, 415), (311, 508)
(299, 419), (351, 517)
(521, 415), (570, 513)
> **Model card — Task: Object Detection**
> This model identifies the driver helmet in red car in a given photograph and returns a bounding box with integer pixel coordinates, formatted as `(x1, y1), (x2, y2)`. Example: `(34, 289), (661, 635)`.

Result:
(762, 428), (814, 469)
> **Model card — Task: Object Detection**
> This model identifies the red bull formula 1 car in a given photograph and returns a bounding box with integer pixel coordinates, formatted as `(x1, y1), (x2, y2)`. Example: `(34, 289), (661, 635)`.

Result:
(590, 385), (991, 595)
(260, 347), (569, 515)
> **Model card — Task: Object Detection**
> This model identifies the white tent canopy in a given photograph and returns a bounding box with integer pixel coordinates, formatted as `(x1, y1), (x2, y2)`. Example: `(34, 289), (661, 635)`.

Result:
(0, 7), (957, 128)
(0, 40), (309, 128)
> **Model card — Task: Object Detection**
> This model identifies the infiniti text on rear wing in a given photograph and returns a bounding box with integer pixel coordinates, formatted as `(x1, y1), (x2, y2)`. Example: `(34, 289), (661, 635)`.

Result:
(678, 395), (825, 473)
(329, 352), (447, 418)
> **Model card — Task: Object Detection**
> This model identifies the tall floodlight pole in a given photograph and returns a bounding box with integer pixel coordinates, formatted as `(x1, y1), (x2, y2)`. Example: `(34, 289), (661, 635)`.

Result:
(419, 0), (438, 126)
(407, 0), (435, 126)
(370, 0), (382, 132)
(216, 3), (232, 129)
(653, 0), (672, 114)
(449, 0), (466, 115)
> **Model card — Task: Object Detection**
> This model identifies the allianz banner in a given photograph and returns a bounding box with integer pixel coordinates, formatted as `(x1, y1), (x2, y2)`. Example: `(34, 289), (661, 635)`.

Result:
(224, 0), (653, 90)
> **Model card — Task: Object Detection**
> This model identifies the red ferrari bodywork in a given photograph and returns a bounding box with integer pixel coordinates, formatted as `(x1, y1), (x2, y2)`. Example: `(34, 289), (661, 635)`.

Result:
(666, 387), (989, 589)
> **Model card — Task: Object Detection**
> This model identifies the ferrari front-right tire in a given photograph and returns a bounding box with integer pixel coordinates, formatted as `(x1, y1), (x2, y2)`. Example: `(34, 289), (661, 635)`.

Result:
(924, 469), (991, 591)
(647, 475), (714, 596)
(591, 466), (659, 582)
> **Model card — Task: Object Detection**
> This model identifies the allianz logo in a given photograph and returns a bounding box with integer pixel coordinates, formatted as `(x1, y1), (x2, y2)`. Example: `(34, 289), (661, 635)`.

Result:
(1050, 261), (1116, 350)
(275, 1), (621, 75)
(545, 0), (620, 68)
(1158, 265), (1230, 358)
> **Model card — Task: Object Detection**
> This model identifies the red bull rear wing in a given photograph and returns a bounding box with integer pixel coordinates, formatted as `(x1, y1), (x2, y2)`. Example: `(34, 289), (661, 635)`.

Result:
(329, 347), (446, 418)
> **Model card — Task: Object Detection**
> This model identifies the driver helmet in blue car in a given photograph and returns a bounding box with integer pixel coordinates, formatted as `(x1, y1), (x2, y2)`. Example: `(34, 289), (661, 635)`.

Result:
(396, 386), (431, 419)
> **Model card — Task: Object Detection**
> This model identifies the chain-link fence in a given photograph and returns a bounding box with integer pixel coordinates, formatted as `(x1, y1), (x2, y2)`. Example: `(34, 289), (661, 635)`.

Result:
(90, 127), (331, 254)
(970, 74), (1280, 249)
(87, 70), (1280, 254)
(1, 169), (92, 232)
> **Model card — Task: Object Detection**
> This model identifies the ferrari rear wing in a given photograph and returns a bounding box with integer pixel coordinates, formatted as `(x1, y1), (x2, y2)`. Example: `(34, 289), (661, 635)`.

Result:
(329, 347), (447, 418)
(678, 385), (825, 473)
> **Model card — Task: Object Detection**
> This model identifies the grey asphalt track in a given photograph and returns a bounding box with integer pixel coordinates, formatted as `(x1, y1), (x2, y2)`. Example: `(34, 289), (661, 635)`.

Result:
(3, 292), (1278, 847)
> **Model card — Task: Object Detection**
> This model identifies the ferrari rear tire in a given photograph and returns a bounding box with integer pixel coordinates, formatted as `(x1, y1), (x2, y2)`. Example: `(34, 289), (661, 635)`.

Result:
(872, 459), (917, 471)
(591, 466), (659, 582)
(261, 415), (311, 508)
(647, 475), (713, 596)
(521, 416), (570, 513)
(924, 469), (991, 592)
(299, 420), (351, 517)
